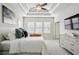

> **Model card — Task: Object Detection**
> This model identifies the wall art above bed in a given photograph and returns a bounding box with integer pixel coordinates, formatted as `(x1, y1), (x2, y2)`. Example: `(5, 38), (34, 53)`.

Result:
(2, 5), (16, 25)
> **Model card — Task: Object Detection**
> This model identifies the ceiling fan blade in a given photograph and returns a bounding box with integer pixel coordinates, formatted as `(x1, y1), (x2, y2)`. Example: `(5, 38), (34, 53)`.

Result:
(41, 3), (47, 6)
(41, 8), (47, 10)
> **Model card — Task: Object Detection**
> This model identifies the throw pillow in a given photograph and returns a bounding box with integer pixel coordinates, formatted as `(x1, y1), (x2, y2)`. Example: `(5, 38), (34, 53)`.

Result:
(2, 33), (9, 40)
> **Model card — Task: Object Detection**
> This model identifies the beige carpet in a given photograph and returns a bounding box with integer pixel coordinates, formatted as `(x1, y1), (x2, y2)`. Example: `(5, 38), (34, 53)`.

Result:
(45, 40), (71, 55)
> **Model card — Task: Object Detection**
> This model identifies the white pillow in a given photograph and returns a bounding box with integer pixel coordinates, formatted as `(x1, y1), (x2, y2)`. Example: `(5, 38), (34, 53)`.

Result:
(8, 33), (15, 41)
(2, 33), (9, 40)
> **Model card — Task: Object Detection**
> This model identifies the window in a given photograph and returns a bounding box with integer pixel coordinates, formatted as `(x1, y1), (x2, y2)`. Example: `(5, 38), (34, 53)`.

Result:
(24, 22), (51, 33)
(36, 22), (42, 33)
(27, 22), (35, 33)
(44, 22), (51, 33)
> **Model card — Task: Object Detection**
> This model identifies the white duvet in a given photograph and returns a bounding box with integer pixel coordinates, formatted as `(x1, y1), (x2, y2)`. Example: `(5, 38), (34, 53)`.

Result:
(9, 37), (47, 55)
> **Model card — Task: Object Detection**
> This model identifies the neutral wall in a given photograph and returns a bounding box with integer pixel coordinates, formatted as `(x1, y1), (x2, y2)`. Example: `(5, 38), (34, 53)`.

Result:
(54, 3), (79, 34)
(23, 17), (55, 40)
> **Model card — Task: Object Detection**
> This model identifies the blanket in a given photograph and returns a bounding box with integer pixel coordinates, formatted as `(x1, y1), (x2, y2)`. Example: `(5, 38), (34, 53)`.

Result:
(9, 37), (47, 55)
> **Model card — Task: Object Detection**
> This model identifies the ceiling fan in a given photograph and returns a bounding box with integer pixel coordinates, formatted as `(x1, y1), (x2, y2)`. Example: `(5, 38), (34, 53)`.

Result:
(29, 3), (48, 12)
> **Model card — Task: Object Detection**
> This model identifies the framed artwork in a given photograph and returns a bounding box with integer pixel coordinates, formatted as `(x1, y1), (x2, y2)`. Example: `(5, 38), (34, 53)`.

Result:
(64, 13), (79, 30)
(64, 19), (71, 25)
(2, 5), (16, 24)
(64, 19), (72, 30)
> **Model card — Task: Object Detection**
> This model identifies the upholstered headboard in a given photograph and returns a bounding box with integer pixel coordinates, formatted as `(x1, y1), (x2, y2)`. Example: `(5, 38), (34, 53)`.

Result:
(0, 27), (15, 33)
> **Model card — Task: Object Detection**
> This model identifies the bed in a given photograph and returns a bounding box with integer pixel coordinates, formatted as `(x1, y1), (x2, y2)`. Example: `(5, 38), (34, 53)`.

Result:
(0, 37), (47, 55)
(0, 40), (10, 54)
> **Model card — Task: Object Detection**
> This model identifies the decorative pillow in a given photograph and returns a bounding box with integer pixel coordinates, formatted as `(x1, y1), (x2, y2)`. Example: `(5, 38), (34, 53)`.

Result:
(15, 29), (23, 38)
(30, 32), (41, 37)
(15, 28), (28, 38)
(18, 28), (28, 37)
(23, 31), (28, 37)
(2, 33), (9, 40)
(19, 28), (24, 37)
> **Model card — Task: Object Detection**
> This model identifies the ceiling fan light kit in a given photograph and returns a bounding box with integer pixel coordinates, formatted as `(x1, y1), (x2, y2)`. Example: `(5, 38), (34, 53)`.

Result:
(36, 5), (42, 11)
(29, 3), (48, 12)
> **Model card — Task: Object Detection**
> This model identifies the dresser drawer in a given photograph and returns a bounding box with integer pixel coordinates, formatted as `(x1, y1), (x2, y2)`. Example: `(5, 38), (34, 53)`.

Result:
(64, 42), (75, 53)
(60, 34), (79, 55)
(73, 44), (79, 55)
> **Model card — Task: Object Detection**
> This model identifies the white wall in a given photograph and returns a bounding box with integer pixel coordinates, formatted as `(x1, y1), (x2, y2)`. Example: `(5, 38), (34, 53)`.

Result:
(17, 16), (23, 28)
(54, 3), (79, 34)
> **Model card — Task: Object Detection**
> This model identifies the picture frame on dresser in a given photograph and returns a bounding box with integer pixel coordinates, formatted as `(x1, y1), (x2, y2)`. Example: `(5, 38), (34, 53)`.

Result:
(2, 5), (16, 25)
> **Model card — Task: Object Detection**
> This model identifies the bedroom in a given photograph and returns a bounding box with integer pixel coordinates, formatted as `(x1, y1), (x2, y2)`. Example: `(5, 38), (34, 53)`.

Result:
(0, 3), (79, 55)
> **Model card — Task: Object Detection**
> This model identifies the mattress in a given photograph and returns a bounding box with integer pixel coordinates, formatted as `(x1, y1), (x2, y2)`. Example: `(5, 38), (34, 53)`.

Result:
(0, 40), (10, 51)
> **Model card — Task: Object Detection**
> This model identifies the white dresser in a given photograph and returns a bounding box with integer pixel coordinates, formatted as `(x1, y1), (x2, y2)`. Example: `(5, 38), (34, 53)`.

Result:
(60, 33), (79, 55)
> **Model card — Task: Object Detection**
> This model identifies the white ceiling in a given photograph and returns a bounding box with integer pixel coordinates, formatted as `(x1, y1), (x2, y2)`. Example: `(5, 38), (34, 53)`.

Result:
(20, 3), (59, 16)
(2, 3), (79, 17)
(2, 3), (60, 16)
(20, 3), (57, 12)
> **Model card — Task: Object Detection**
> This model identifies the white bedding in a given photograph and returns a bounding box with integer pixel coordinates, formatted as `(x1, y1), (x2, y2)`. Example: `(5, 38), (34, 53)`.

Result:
(1, 40), (10, 51)
(9, 37), (47, 55)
